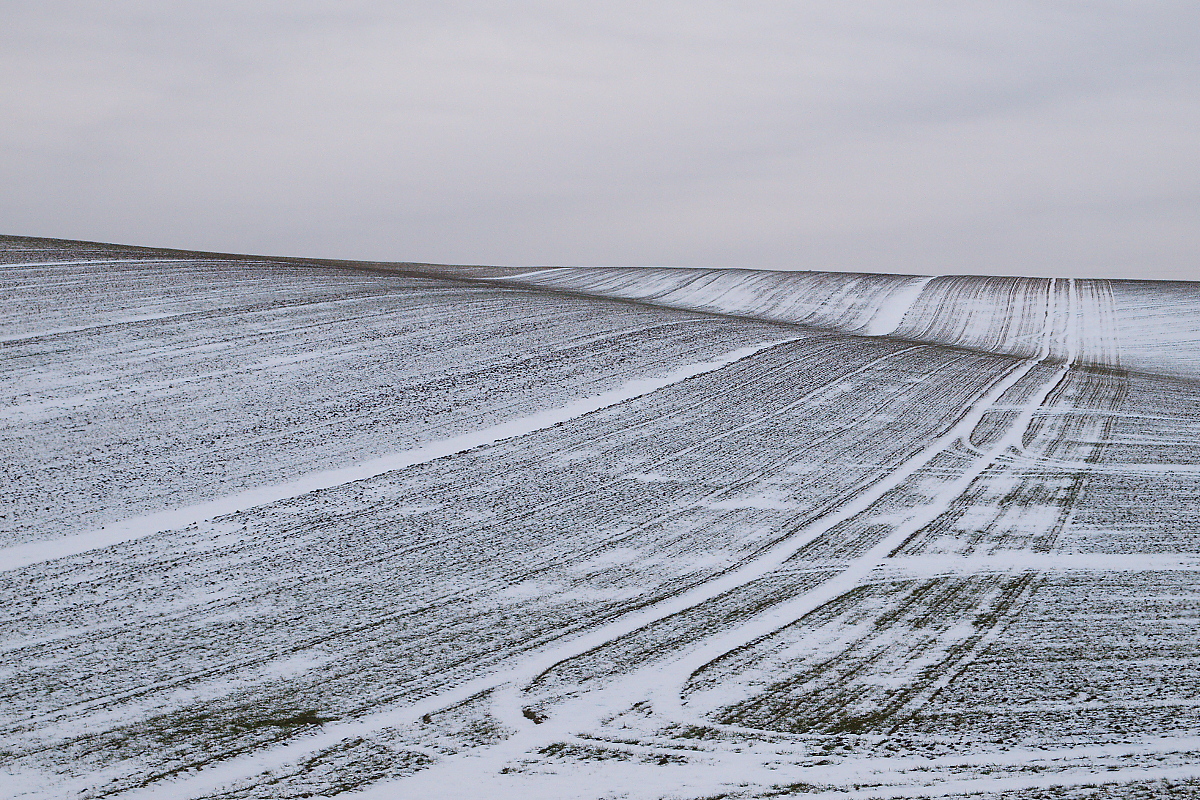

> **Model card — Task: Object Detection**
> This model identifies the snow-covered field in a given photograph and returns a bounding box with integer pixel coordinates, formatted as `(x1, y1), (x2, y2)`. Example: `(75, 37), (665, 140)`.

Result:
(3, 235), (1200, 799)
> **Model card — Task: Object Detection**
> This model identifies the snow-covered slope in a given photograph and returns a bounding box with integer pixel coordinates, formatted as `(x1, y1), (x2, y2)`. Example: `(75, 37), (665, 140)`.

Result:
(3, 236), (1200, 800)
(453, 265), (1200, 379)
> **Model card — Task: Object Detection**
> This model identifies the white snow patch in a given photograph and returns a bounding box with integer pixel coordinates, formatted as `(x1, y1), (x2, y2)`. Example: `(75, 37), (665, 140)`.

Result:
(863, 276), (936, 336)
(622, 472), (674, 483)
(491, 268), (569, 281)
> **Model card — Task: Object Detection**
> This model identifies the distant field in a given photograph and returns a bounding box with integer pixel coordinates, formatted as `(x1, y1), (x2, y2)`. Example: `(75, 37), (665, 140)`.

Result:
(3, 235), (1199, 799)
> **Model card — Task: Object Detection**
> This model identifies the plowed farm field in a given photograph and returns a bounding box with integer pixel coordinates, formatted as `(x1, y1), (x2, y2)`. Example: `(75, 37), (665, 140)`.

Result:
(3, 236), (1200, 799)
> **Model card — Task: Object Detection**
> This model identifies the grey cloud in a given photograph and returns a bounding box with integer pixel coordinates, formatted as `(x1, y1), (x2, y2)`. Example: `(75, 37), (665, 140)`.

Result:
(1, 1), (1197, 278)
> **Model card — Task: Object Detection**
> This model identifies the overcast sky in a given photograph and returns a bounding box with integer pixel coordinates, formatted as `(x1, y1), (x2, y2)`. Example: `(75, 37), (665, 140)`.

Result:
(3, 1), (1197, 278)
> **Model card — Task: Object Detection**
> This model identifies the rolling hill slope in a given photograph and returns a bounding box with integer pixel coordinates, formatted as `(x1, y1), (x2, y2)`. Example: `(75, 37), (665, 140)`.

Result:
(3, 235), (1200, 799)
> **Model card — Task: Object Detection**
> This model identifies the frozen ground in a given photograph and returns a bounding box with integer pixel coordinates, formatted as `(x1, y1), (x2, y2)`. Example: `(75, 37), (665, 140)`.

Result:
(3, 235), (1200, 799)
